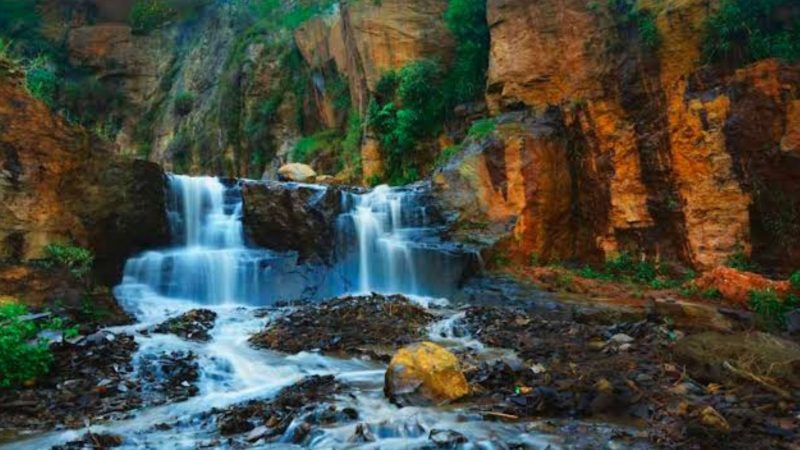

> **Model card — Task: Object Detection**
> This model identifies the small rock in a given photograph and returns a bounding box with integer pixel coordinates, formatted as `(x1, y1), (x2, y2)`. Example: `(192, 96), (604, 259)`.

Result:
(429, 429), (468, 447)
(246, 425), (269, 442)
(699, 406), (731, 433)
(349, 423), (376, 443)
(608, 333), (634, 344)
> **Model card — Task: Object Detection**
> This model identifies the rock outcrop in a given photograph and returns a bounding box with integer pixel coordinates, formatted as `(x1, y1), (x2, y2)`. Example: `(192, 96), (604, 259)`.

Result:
(0, 74), (169, 284)
(241, 182), (344, 261)
(435, 0), (800, 272)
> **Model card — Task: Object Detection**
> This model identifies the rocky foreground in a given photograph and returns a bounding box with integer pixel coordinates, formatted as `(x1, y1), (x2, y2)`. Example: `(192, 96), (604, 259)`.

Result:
(1, 292), (798, 449)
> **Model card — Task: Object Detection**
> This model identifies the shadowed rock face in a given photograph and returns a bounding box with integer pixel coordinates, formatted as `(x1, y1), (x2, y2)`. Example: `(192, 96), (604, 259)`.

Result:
(241, 181), (344, 262)
(0, 74), (169, 285)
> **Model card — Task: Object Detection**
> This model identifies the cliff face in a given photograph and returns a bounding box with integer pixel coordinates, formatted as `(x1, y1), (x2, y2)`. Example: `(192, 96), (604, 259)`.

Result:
(0, 72), (169, 284)
(436, 0), (800, 272)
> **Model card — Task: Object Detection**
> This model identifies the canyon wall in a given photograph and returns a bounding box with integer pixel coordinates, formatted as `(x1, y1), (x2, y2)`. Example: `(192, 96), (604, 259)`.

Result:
(435, 0), (800, 272)
(0, 69), (169, 285)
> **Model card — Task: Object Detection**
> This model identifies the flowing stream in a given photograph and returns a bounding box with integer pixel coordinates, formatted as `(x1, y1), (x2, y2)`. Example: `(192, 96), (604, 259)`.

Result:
(3, 176), (635, 449)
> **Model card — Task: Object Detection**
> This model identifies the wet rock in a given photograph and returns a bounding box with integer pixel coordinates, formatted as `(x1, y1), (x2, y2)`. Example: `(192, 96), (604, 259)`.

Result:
(0, 333), (139, 431)
(697, 406), (731, 433)
(349, 423), (376, 443)
(216, 375), (348, 445)
(138, 351), (200, 405)
(51, 432), (124, 449)
(277, 163), (316, 182)
(241, 181), (345, 261)
(249, 294), (434, 361)
(384, 342), (470, 406)
(153, 309), (217, 342)
(429, 429), (468, 448)
(674, 331), (800, 387)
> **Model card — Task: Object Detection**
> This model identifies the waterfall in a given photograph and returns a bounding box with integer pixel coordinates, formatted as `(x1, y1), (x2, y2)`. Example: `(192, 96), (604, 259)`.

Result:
(335, 185), (470, 298)
(116, 176), (470, 308)
(117, 176), (338, 306)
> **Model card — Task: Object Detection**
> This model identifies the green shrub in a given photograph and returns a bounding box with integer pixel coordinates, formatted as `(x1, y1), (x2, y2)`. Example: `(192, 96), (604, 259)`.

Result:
(368, 59), (445, 185)
(725, 245), (754, 271)
(130, 0), (176, 34)
(607, 0), (661, 50)
(435, 144), (462, 167)
(578, 252), (661, 284)
(43, 244), (94, 279)
(24, 55), (57, 106)
(251, 0), (338, 30)
(337, 109), (363, 177)
(443, 0), (490, 105)
(173, 91), (195, 116)
(292, 129), (341, 164)
(0, 303), (54, 389)
(703, 0), (800, 66)
(468, 118), (496, 139)
(0, 1), (39, 38)
(749, 288), (798, 330)
(790, 271), (800, 290)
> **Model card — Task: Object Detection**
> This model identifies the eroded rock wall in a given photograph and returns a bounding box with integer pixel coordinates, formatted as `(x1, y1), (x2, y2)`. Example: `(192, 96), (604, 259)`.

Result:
(437, 0), (800, 271)
(0, 74), (169, 284)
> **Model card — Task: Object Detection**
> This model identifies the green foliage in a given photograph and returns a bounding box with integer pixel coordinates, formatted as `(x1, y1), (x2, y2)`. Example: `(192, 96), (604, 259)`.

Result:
(338, 109), (363, 176)
(748, 288), (799, 330)
(468, 118), (496, 139)
(725, 245), (755, 271)
(0, 1), (39, 39)
(443, 0), (490, 104)
(168, 132), (193, 173)
(703, 0), (800, 66)
(607, 0), (661, 50)
(130, 0), (176, 34)
(435, 144), (462, 167)
(245, 95), (283, 178)
(60, 76), (126, 137)
(790, 271), (800, 290)
(326, 73), (351, 111)
(368, 59), (445, 185)
(292, 129), (341, 164)
(174, 91), (195, 116)
(251, 0), (338, 30)
(0, 303), (54, 389)
(43, 244), (94, 279)
(578, 252), (660, 284)
(24, 56), (57, 106)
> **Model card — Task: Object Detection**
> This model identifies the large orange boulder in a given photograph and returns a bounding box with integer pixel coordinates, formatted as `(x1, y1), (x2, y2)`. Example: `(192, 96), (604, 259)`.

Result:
(384, 342), (470, 406)
(694, 267), (792, 307)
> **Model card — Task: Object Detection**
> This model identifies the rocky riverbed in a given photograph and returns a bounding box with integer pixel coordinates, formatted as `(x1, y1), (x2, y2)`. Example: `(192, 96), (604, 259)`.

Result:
(2, 291), (797, 449)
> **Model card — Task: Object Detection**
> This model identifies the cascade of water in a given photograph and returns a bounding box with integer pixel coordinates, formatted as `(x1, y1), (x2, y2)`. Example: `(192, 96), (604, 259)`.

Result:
(335, 185), (470, 298)
(117, 175), (340, 306)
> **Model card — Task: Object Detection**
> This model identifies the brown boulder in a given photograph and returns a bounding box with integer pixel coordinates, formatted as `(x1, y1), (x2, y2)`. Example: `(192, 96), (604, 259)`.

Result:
(384, 342), (471, 406)
(241, 181), (343, 261)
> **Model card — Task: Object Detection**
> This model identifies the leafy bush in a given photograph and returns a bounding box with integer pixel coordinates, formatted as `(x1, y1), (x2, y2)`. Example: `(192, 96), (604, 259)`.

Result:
(749, 288), (799, 330)
(245, 95), (283, 178)
(0, 303), (54, 389)
(725, 245), (755, 271)
(0, 1), (39, 39)
(578, 252), (660, 284)
(443, 0), (490, 104)
(130, 0), (176, 34)
(251, 0), (338, 30)
(703, 0), (800, 66)
(791, 271), (800, 290)
(292, 129), (341, 164)
(43, 244), (94, 279)
(25, 55), (57, 106)
(368, 59), (445, 185)
(468, 118), (496, 139)
(173, 91), (195, 116)
(337, 109), (363, 177)
(435, 144), (462, 167)
(60, 76), (126, 137)
(607, 0), (661, 50)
